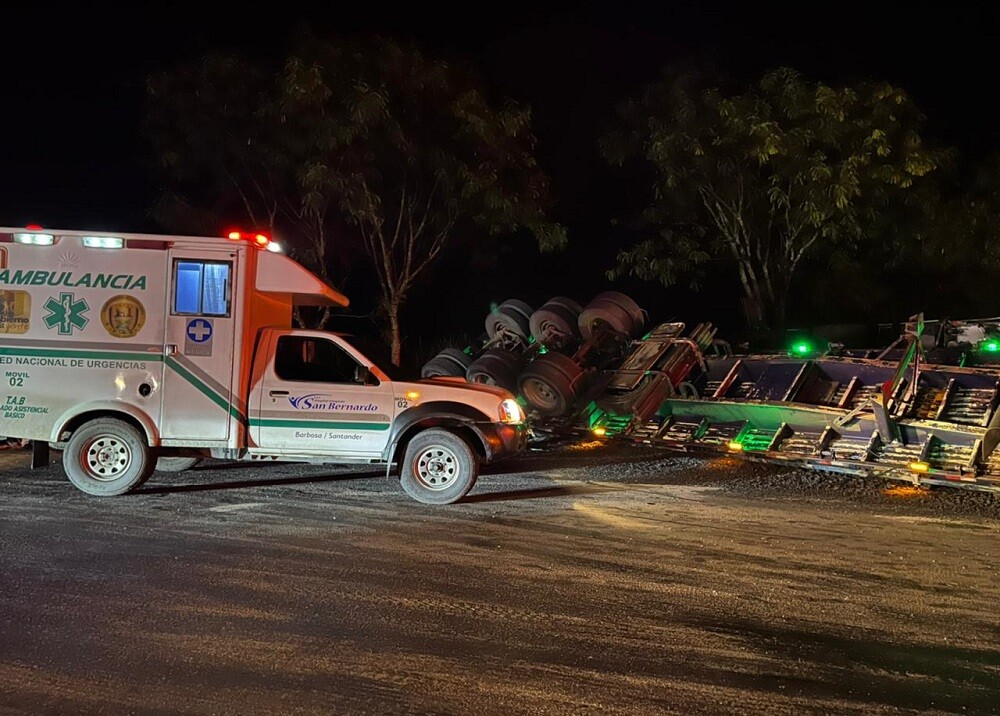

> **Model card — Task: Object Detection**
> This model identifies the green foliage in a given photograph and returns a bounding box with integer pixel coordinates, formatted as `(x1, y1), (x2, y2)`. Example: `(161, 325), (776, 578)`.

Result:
(602, 67), (945, 331)
(146, 36), (564, 361)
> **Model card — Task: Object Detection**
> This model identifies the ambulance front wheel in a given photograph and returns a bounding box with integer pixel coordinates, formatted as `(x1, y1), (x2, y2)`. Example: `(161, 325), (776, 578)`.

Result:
(399, 428), (478, 505)
(63, 418), (155, 497)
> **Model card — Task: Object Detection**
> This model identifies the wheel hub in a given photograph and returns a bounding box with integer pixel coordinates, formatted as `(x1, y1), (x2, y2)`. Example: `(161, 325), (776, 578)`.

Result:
(415, 446), (458, 490)
(84, 436), (131, 481)
(524, 377), (558, 411)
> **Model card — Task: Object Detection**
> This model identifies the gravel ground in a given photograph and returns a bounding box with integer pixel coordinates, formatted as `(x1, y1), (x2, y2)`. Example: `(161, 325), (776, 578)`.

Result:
(1, 442), (998, 714)
(518, 442), (1000, 520)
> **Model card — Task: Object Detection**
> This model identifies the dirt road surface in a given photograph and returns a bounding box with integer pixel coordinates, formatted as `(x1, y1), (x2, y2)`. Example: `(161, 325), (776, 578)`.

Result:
(1, 444), (998, 714)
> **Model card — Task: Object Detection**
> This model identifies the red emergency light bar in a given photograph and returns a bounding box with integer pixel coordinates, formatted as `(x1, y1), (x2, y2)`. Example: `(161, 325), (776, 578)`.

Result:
(225, 230), (270, 249)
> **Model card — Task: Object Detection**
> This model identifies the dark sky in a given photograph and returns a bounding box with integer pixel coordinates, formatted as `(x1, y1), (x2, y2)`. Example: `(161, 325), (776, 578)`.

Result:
(1, 1), (996, 342)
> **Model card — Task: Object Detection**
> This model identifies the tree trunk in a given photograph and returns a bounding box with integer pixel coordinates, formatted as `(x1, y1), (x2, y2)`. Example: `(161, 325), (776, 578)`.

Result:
(741, 286), (767, 334)
(388, 301), (402, 367)
(740, 262), (794, 340)
(770, 286), (789, 333)
(765, 270), (794, 334)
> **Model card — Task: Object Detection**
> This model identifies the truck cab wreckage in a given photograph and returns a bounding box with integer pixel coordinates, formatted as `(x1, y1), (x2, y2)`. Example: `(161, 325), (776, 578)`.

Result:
(426, 300), (1000, 492)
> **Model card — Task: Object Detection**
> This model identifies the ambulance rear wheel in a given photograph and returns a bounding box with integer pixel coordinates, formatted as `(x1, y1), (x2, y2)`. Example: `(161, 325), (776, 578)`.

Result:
(399, 428), (478, 505)
(63, 418), (154, 497)
(155, 456), (201, 473)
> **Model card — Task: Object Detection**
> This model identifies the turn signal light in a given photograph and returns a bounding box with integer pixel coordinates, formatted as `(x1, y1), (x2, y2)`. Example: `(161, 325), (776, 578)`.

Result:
(224, 230), (271, 250)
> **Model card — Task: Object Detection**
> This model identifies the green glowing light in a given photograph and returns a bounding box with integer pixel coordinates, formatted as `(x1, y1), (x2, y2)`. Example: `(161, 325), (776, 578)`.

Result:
(790, 341), (812, 355)
(984, 340), (1000, 353)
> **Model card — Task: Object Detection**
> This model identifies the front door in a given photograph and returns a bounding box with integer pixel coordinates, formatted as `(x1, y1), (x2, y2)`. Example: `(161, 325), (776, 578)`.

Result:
(254, 333), (394, 456)
(160, 249), (238, 441)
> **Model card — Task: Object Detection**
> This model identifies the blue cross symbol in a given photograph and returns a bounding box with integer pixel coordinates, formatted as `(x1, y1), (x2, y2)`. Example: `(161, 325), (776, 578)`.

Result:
(186, 319), (213, 343)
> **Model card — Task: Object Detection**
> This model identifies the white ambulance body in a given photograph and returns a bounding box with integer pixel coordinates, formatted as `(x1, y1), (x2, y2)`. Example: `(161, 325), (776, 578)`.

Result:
(0, 227), (526, 504)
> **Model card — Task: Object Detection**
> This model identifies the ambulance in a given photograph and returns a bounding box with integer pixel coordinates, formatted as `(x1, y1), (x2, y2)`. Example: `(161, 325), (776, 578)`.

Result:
(0, 226), (526, 504)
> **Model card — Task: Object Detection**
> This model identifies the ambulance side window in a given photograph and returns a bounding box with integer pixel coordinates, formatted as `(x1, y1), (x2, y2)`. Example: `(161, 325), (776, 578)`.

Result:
(172, 261), (231, 316)
(274, 336), (366, 384)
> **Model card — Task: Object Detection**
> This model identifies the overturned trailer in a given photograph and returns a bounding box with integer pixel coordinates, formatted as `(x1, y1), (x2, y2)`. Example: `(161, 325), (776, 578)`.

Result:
(597, 315), (1000, 492)
(425, 298), (1000, 492)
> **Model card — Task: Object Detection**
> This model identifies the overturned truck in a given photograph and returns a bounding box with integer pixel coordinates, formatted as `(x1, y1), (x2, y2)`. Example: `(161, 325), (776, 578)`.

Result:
(425, 299), (1000, 493)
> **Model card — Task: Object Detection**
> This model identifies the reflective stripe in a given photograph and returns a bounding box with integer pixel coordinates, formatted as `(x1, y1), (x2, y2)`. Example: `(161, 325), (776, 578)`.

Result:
(0, 346), (245, 423)
(249, 418), (389, 431)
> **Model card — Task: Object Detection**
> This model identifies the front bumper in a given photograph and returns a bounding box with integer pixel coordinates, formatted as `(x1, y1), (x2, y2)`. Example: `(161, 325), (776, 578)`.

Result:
(476, 421), (528, 462)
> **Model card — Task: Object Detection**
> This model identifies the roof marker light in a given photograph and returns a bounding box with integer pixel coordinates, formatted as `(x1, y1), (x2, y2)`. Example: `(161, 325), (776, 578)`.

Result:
(227, 231), (242, 241)
(253, 233), (269, 248)
(82, 236), (124, 249)
(727, 440), (744, 451)
(13, 233), (54, 245)
(25, 224), (43, 231)
(265, 241), (282, 253)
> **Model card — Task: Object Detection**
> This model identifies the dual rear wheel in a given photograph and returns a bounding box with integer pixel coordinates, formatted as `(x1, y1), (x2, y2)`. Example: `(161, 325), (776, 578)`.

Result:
(62, 419), (203, 496)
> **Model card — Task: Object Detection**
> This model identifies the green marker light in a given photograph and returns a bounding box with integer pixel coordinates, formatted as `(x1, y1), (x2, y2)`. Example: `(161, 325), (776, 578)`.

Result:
(791, 341), (812, 355)
(984, 340), (1000, 353)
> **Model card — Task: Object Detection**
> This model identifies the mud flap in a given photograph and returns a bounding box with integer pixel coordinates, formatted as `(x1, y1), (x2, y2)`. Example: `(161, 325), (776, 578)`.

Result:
(30, 440), (49, 470)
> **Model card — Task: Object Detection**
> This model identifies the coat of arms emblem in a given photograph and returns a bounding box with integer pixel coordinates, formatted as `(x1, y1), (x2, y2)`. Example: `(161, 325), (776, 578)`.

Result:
(101, 294), (146, 338)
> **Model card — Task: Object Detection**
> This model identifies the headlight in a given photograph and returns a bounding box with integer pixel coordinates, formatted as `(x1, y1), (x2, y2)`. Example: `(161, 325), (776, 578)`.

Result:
(499, 398), (524, 424)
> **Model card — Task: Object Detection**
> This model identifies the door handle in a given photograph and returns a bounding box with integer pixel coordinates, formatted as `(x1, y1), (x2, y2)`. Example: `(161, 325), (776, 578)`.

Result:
(269, 390), (289, 397)
(165, 344), (178, 356)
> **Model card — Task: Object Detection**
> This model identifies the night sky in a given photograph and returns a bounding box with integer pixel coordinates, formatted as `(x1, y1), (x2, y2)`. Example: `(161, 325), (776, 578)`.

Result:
(1, 2), (996, 346)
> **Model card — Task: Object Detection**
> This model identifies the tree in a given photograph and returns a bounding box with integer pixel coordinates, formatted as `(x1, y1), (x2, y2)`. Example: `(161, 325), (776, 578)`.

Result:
(601, 68), (944, 333)
(146, 54), (350, 329)
(147, 36), (565, 364)
(911, 155), (1000, 315)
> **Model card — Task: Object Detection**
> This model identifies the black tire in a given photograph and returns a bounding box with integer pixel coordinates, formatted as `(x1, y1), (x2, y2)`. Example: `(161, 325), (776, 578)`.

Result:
(399, 428), (479, 505)
(421, 348), (473, 378)
(500, 299), (533, 323)
(597, 292), (645, 332)
(547, 296), (583, 316)
(530, 296), (581, 343)
(466, 348), (520, 392)
(63, 418), (154, 496)
(155, 456), (201, 473)
(518, 352), (583, 415)
(485, 299), (532, 341)
(579, 294), (641, 340)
